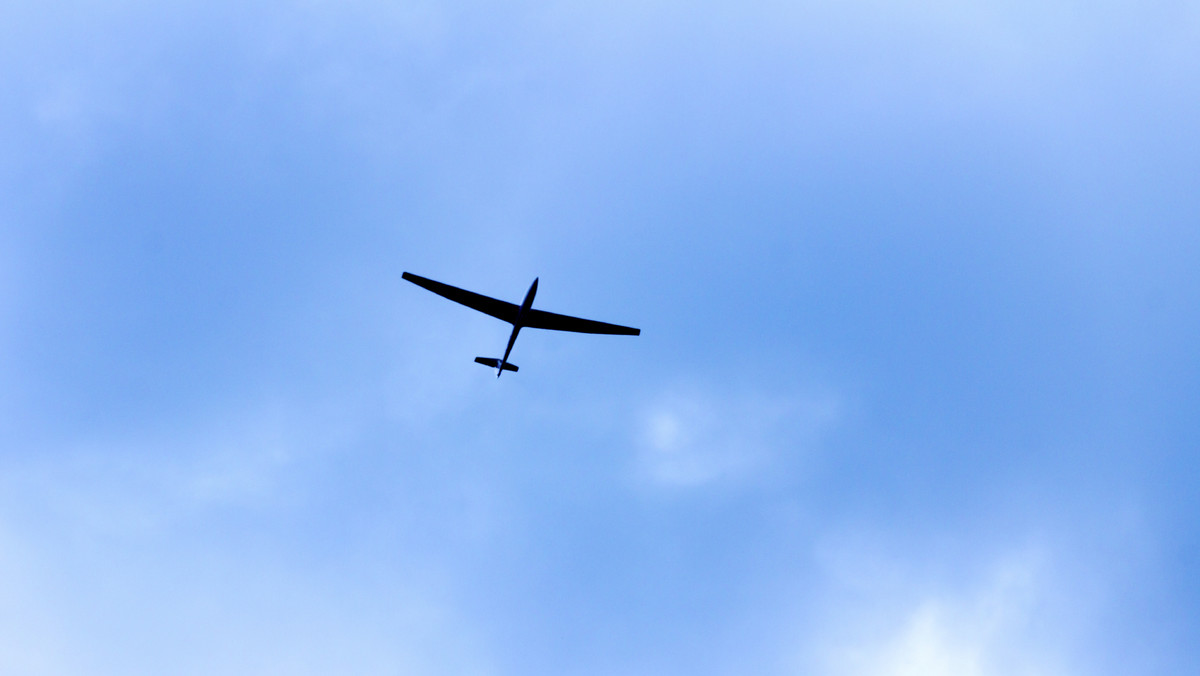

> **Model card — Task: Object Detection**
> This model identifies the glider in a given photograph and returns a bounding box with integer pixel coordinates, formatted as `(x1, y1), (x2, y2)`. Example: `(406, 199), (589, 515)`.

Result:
(402, 272), (640, 377)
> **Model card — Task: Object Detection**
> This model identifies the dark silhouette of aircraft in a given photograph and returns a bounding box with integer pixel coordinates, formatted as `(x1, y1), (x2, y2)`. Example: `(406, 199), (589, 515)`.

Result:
(403, 272), (640, 377)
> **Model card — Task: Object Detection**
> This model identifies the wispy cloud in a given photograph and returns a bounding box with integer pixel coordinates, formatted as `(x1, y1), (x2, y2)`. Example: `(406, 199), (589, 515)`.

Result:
(0, 395), (492, 675)
(1, 0), (1196, 673)
(1, 395), (360, 537)
(634, 383), (838, 488)
(813, 547), (1069, 676)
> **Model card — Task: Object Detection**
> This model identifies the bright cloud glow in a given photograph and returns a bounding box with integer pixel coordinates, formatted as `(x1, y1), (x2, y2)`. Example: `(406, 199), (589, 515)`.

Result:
(817, 550), (1067, 676)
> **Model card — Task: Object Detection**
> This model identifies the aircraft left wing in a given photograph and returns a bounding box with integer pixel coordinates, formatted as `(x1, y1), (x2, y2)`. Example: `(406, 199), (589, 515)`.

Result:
(524, 309), (640, 335)
(402, 272), (520, 323)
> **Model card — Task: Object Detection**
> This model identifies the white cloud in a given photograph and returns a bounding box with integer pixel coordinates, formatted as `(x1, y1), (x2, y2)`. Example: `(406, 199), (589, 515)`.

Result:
(813, 548), (1069, 676)
(634, 384), (838, 488)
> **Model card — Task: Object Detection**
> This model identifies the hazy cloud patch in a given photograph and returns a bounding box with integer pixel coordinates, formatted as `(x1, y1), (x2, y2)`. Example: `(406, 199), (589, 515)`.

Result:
(634, 383), (838, 489)
(1, 397), (360, 538)
(0, 525), (70, 674)
(814, 548), (1068, 676)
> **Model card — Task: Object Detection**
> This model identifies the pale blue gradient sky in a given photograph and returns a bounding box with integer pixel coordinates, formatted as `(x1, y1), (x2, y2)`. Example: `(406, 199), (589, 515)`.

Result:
(2, 2), (1198, 674)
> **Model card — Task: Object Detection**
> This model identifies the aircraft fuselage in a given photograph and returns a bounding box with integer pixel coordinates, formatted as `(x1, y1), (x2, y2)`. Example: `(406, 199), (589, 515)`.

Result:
(498, 278), (539, 376)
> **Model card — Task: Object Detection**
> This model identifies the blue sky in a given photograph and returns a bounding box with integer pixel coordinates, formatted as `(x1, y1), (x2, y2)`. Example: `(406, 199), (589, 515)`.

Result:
(2, 1), (1198, 674)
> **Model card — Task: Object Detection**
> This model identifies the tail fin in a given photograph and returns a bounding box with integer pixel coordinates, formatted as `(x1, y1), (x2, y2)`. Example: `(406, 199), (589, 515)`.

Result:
(474, 357), (518, 372)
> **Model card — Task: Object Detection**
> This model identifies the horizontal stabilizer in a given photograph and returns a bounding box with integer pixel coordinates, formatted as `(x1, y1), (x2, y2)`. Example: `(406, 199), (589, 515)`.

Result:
(474, 357), (518, 372)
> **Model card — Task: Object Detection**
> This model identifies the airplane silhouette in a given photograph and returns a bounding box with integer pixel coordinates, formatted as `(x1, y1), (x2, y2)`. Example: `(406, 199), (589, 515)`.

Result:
(403, 272), (640, 377)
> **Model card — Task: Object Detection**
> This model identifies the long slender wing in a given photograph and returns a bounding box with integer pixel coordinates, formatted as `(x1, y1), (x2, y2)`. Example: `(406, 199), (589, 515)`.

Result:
(524, 308), (640, 335)
(402, 272), (519, 323)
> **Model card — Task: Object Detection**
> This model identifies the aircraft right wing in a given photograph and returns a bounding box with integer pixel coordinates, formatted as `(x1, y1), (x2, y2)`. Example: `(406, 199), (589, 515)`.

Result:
(524, 308), (640, 335)
(402, 272), (520, 323)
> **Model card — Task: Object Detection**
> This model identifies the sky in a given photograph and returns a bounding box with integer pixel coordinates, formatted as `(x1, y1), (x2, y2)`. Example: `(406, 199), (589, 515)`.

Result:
(2, 1), (1199, 674)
